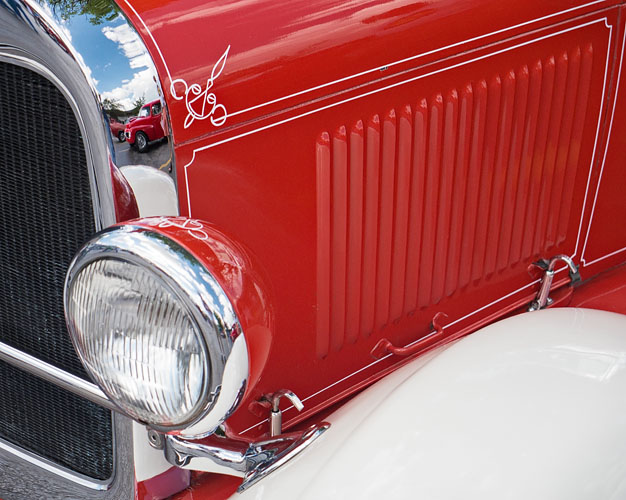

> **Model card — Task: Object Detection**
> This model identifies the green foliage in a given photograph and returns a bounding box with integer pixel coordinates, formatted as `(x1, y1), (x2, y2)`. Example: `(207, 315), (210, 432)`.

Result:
(130, 95), (146, 115)
(102, 97), (120, 112)
(102, 97), (125, 119)
(46, 0), (120, 26)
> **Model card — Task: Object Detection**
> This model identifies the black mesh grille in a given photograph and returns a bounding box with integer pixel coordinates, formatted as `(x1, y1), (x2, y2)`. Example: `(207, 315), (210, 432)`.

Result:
(0, 61), (113, 480)
(0, 360), (113, 480)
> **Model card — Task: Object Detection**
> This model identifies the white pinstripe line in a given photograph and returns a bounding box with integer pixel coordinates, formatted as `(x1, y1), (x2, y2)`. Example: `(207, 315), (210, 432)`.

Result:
(227, 0), (607, 119)
(240, 276), (544, 435)
(580, 18), (626, 265)
(236, 16), (615, 435)
(185, 17), (611, 218)
(573, 18), (614, 257)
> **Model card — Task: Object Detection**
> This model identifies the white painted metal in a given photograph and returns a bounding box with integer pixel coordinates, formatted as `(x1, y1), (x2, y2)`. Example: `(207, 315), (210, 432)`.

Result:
(120, 165), (179, 217)
(236, 308), (626, 499)
(132, 422), (173, 482)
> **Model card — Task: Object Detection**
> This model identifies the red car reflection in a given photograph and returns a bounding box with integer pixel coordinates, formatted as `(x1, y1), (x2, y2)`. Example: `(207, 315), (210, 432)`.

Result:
(108, 116), (126, 142)
(124, 99), (165, 153)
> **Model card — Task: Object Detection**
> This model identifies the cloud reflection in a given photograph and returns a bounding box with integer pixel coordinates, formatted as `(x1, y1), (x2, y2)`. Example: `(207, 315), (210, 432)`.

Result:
(101, 17), (158, 110)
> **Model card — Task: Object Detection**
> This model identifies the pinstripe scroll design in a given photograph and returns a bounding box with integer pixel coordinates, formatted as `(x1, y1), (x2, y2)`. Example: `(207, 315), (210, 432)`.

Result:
(316, 44), (594, 358)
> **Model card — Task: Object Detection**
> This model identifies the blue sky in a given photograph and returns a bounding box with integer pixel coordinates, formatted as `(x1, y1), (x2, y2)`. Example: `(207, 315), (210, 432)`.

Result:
(61, 11), (160, 110)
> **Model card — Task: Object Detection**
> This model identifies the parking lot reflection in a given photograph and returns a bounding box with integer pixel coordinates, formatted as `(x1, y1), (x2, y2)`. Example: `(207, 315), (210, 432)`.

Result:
(113, 136), (173, 175)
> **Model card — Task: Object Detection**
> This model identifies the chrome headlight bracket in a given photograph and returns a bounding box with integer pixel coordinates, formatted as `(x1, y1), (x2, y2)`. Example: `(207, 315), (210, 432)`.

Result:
(163, 421), (330, 492)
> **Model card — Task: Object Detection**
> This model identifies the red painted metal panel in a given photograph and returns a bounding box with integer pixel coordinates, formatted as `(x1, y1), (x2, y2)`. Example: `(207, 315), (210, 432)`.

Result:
(510, 61), (542, 264)
(331, 126), (348, 352)
(119, 0), (620, 146)
(242, 16), (612, 435)
(419, 94), (443, 308)
(485, 71), (515, 278)
(581, 16), (626, 272)
(473, 75), (501, 281)
(345, 120), (364, 344)
(315, 38), (599, 360)
(522, 56), (555, 261)
(390, 106), (412, 322)
(405, 99), (428, 312)
(315, 133), (331, 358)
(360, 115), (381, 338)
(112, 2), (626, 498)
(433, 90), (457, 304)
(498, 65), (529, 271)
(560, 44), (594, 244)
(119, 1), (620, 444)
(446, 83), (473, 296)
(459, 79), (487, 289)
(375, 110), (397, 330)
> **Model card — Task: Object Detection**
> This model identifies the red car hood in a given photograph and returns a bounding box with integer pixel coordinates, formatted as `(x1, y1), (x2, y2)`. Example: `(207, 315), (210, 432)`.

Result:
(126, 115), (151, 129)
(117, 0), (609, 145)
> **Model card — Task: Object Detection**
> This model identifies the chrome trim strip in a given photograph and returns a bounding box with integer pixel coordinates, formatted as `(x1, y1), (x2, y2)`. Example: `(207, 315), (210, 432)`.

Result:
(0, 341), (116, 412)
(0, 412), (134, 497)
(162, 422), (330, 490)
(0, 437), (109, 491)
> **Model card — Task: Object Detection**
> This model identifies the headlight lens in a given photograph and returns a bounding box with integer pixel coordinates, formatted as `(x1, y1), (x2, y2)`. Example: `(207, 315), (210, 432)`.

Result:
(67, 258), (209, 428)
(64, 224), (248, 438)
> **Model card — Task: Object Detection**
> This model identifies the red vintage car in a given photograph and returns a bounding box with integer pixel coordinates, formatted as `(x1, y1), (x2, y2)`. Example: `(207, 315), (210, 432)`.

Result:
(108, 116), (126, 142)
(125, 99), (166, 152)
(2, 0), (626, 499)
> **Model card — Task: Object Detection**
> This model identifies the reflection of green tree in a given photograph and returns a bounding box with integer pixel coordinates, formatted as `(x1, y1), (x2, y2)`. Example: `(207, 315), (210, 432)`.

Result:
(102, 97), (124, 119)
(103, 97), (121, 112)
(130, 95), (146, 115)
(103, 95), (146, 117)
(47, 0), (119, 25)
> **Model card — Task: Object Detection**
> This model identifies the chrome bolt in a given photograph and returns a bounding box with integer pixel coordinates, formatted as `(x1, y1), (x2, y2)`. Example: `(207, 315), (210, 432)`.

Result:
(147, 429), (165, 450)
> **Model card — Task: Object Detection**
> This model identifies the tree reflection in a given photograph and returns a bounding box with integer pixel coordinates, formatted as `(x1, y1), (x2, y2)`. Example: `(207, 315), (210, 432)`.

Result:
(46, 0), (118, 25)
(103, 95), (145, 119)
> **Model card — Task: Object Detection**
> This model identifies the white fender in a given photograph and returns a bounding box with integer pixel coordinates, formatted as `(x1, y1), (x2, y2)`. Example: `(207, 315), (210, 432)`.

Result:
(237, 308), (626, 499)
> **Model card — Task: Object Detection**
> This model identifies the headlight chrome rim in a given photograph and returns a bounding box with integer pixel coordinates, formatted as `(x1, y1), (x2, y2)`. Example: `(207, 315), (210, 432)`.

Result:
(64, 224), (248, 439)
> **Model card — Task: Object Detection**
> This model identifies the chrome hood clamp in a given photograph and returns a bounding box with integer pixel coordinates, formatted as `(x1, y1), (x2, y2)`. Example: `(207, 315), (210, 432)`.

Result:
(528, 255), (581, 311)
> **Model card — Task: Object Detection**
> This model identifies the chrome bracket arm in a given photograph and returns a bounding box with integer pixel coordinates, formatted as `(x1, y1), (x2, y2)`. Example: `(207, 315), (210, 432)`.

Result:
(528, 254), (581, 311)
(163, 422), (329, 491)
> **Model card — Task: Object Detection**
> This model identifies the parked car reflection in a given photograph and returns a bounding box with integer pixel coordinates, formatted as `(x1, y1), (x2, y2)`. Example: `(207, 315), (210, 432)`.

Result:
(124, 99), (166, 153)
(108, 116), (126, 142)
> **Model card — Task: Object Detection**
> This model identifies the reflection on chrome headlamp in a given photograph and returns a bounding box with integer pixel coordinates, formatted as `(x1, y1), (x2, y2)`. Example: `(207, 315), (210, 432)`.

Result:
(64, 225), (248, 439)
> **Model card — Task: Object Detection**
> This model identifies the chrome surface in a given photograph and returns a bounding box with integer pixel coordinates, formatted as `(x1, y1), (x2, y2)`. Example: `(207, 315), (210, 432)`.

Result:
(0, 0), (176, 194)
(147, 430), (166, 450)
(0, 414), (134, 498)
(0, 0), (176, 495)
(0, 340), (115, 412)
(268, 390), (304, 437)
(528, 255), (581, 311)
(0, 437), (109, 491)
(163, 423), (330, 491)
(64, 224), (249, 439)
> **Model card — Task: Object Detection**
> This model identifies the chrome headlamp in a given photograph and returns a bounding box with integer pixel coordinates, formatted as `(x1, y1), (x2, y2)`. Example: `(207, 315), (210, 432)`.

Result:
(64, 224), (248, 439)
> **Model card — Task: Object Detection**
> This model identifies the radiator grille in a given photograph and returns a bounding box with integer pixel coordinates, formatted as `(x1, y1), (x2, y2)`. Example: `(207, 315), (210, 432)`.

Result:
(0, 61), (113, 480)
(316, 44), (594, 357)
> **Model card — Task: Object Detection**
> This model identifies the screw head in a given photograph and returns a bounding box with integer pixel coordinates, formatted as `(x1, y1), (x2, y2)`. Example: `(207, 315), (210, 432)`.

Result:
(147, 429), (165, 450)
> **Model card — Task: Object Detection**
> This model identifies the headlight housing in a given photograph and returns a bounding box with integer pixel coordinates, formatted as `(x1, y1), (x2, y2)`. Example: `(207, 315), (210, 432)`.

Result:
(64, 224), (248, 439)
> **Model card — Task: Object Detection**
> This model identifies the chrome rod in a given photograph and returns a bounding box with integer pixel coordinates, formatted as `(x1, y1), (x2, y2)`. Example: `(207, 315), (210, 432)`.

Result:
(0, 341), (116, 412)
